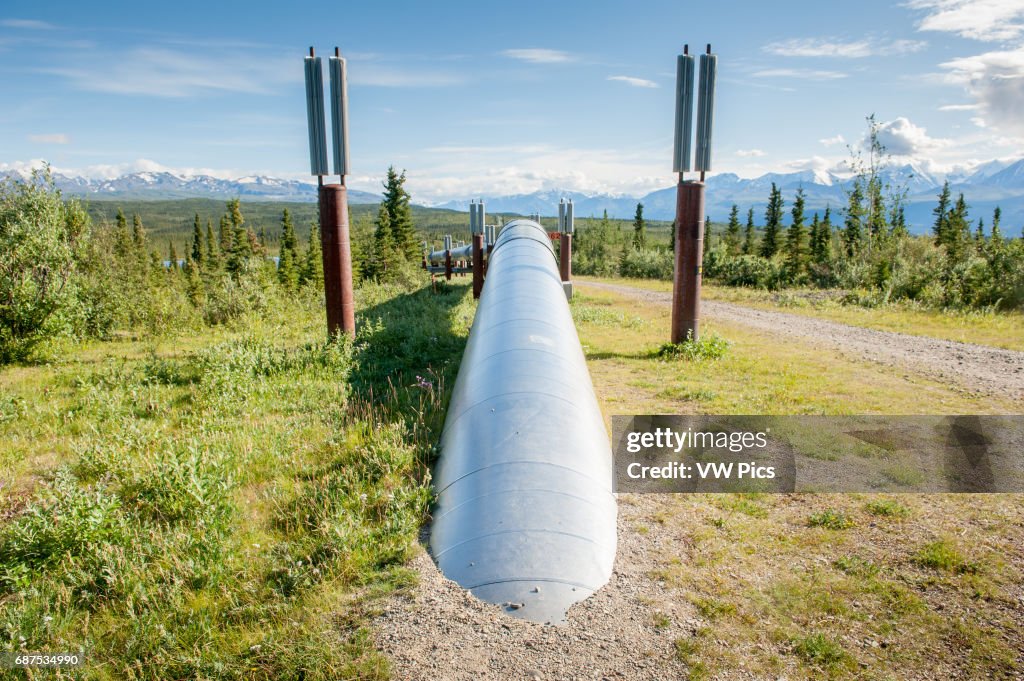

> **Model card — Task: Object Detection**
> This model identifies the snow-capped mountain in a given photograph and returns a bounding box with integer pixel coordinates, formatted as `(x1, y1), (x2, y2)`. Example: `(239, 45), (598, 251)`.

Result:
(0, 169), (381, 204)
(5, 159), (1024, 233)
(439, 159), (1024, 233)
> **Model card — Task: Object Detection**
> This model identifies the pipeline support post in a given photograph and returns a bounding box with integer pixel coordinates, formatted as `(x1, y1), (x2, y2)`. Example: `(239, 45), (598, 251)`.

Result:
(671, 181), (704, 344)
(319, 184), (356, 338)
(559, 233), (572, 282)
(472, 233), (484, 298)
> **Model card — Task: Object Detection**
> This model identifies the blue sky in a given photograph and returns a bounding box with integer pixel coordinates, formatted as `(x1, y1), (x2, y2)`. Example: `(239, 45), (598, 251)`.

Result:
(2, 0), (1023, 202)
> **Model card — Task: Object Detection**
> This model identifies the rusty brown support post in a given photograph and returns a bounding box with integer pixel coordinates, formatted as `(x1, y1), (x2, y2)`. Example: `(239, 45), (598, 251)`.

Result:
(472, 233), (484, 298)
(671, 181), (705, 344)
(319, 183), (355, 338)
(559, 233), (572, 282)
(445, 249), (452, 281)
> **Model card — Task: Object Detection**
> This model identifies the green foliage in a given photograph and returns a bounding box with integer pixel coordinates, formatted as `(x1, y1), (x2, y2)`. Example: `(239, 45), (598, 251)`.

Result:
(913, 539), (981, 574)
(808, 508), (854, 530)
(791, 633), (851, 670)
(865, 498), (909, 518)
(657, 332), (730, 361)
(724, 204), (741, 255)
(632, 202), (646, 250)
(0, 169), (90, 361)
(759, 183), (784, 258)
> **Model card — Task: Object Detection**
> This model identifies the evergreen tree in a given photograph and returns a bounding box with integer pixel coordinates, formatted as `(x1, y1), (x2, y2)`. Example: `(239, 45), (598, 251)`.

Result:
(168, 240), (178, 270)
(760, 183), (784, 258)
(944, 193), (971, 262)
(227, 198), (251, 272)
(219, 214), (233, 255)
(725, 204), (741, 255)
(114, 207), (132, 259)
(370, 202), (397, 279)
(191, 213), (203, 266)
(785, 188), (807, 274)
(743, 207), (755, 255)
(815, 206), (833, 264)
(843, 183), (865, 257)
(132, 214), (149, 274)
(991, 206), (1003, 245)
(632, 202), (646, 250)
(278, 208), (299, 289)
(932, 181), (951, 248)
(975, 217), (985, 246)
(302, 221), (324, 287)
(618, 238), (631, 276)
(380, 166), (417, 262)
(206, 220), (219, 270)
(890, 204), (908, 239)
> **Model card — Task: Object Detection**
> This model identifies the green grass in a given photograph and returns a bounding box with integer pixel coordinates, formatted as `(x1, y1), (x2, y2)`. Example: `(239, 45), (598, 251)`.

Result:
(808, 508), (855, 530)
(865, 498), (910, 518)
(913, 539), (982, 574)
(0, 280), (475, 679)
(791, 633), (852, 670)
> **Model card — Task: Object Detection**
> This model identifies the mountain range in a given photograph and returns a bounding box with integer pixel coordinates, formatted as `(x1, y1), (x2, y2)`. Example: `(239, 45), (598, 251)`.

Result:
(436, 159), (1024, 234)
(5, 159), (1024, 234)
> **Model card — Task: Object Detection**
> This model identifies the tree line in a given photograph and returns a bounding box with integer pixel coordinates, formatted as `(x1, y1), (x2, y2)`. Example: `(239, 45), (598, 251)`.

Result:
(0, 165), (431, 363)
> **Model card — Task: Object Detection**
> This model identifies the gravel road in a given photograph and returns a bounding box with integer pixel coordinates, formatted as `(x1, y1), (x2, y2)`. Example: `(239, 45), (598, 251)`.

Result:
(578, 280), (1024, 401)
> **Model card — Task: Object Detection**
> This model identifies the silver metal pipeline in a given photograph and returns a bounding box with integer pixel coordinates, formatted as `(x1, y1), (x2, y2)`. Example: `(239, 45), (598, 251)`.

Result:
(430, 219), (616, 625)
(428, 243), (473, 264)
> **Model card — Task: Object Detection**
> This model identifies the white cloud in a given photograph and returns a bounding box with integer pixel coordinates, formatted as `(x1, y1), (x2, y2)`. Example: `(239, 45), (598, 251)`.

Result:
(752, 68), (847, 80)
(1, 19), (56, 30)
(47, 47), (294, 97)
(607, 75), (659, 88)
(763, 37), (926, 58)
(349, 65), (465, 88)
(939, 46), (1024, 136)
(28, 133), (69, 144)
(873, 117), (951, 155)
(735, 149), (766, 157)
(907, 0), (1024, 42)
(501, 49), (575, 64)
(938, 103), (981, 111)
(819, 134), (847, 147)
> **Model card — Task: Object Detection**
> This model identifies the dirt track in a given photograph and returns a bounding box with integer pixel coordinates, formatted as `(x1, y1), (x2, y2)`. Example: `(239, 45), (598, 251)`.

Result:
(578, 280), (1024, 401)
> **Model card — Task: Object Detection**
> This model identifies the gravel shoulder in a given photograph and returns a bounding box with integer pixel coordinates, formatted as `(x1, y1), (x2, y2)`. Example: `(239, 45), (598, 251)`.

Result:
(578, 280), (1024, 401)
(374, 494), (696, 681)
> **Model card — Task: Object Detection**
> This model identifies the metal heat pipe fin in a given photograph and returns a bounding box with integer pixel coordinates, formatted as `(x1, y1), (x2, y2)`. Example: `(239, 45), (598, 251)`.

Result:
(430, 219), (617, 625)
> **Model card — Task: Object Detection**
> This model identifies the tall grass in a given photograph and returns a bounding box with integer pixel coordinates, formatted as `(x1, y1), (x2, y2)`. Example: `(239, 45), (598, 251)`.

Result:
(0, 281), (474, 679)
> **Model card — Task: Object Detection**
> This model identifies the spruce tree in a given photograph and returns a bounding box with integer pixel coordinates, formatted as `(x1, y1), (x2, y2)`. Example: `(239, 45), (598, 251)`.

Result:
(114, 207), (132, 259)
(632, 203), (646, 250)
(168, 240), (178, 270)
(743, 207), (755, 255)
(991, 206), (1003, 245)
(843, 183), (865, 257)
(785, 188), (807, 274)
(206, 220), (219, 270)
(132, 214), (149, 274)
(380, 166), (417, 262)
(371, 202), (397, 279)
(815, 206), (833, 264)
(191, 213), (203, 266)
(724, 204), (741, 255)
(944, 194), (971, 262)
(278, 208), (299, 289)
(932, 181), (951, 249)
(227, 198), (251, 272)
(302, 221), (324, 287)
(890, 204), (908, 239)
(760, 183), (784, 258)
(219, 214), (233, 256)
